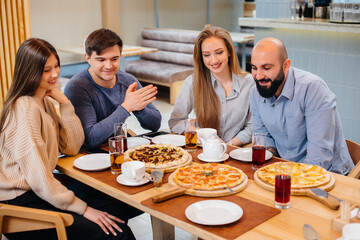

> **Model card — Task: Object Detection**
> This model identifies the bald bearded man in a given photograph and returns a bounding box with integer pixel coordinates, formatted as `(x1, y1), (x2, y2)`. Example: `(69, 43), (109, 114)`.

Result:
(249, 37), (353, 175)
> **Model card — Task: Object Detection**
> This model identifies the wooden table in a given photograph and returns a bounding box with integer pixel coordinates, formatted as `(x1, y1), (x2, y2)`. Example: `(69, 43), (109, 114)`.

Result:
(58, 45), (158, 71)
(56, 145), (360, 240)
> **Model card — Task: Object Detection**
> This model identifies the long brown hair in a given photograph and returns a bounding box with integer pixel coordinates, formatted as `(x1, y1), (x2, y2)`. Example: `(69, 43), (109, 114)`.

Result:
(0, 38), (60, 133)
(193, 26), (245, 130)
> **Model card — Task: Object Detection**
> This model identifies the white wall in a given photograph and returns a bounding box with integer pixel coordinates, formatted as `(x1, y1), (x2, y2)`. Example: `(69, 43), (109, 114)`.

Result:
(30, 0), (243, 48)
(30, 0), (102, 49)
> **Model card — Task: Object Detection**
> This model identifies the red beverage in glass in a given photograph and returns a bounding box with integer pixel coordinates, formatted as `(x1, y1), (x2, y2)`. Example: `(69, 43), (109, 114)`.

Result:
(252, 145), (265, 166)
(115, 135), (128, 152)
(275, 174), (291, 204)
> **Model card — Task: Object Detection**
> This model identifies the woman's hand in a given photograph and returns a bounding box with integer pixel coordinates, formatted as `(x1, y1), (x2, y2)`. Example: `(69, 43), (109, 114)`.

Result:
(45, 88), (70, 104)
(83, 206), (125, 236)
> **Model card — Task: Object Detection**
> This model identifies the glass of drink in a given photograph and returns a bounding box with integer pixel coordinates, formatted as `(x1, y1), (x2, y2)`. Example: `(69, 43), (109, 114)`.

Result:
(185, 119), (198, 152)
(275, 163), (292, 209)
(108, 137), (125, 174)
(252, 133), (266, 170)
(114, 122), (128, 151)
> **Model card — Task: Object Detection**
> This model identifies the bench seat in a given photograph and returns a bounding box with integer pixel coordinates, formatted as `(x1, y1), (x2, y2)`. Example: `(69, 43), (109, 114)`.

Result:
(125, 28), (198, 104)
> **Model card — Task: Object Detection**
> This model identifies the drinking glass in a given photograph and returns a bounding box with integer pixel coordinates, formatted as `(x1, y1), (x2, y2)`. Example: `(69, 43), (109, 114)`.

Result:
(353, 4), (360, 23)
(114, 122), (128, 151)
(185, 118), (198, 152)
(298, 0), (306, 19)
(344, 3), (353, 22)
(108, 137), (125, 174)
(290, 0), (300, 20)
(275, 163), (292, 209)
(252, 133), (266, 170)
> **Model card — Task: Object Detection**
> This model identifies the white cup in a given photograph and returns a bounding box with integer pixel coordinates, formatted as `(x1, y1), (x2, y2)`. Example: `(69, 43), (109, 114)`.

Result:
(197, 128), (217, 144)
(121, 161), (145, 182)
(342, 223), (360, 240)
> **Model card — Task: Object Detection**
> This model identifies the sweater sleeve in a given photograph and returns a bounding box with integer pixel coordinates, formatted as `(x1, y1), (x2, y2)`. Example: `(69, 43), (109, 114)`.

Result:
(10, 98), (87, 215)
(44, 98), (84, 155)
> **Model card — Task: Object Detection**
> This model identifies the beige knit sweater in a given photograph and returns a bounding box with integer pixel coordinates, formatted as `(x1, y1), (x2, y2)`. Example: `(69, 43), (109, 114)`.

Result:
(0, 96), (87, 215)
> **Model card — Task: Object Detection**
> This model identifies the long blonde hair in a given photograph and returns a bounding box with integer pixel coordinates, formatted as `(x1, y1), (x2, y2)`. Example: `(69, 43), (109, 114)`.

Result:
(193, 26), (244, 130)
(0, 38), (59, 133)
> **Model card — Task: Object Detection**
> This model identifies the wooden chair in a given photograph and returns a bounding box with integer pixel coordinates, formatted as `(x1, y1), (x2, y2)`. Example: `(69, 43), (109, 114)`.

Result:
(0, 204), (73, 240)
(346, 139), (360, 179)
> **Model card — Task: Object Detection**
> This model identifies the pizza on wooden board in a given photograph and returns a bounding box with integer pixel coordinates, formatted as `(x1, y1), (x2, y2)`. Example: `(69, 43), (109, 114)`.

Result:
(256, 162), (330, 188)
(124, 144), (191, 169)
(173, 163), (244, 190)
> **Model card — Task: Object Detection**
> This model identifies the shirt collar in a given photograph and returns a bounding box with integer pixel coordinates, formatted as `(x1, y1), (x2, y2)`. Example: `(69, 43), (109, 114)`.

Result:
(278, 66), (294, 101)
(210, 72), (241, 93)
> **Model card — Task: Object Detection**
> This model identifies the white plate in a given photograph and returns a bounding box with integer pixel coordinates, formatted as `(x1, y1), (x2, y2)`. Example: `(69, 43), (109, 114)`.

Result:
(229, 148), (272, 162)
(152, 134), (185, 146)
(73, 153), (110, 171)
(116, 173), (151, 186)
(127, 137), (150, 149)
(185, 200), (243, 225)
(197, 153), (229, 163)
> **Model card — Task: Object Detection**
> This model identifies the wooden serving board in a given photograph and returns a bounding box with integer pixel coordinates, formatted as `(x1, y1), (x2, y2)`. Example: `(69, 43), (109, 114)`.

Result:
(145, 154), (193, 173)
(152, 170), (248, 202)
(168, 171), (248, 197)
(253, 171), (336, 195)
(254, 171), (339, 209)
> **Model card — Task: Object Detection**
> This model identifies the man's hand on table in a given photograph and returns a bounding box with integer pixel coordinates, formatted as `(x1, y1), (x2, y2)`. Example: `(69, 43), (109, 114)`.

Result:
(83, 206), (125, 236)
(267, 146), (279, 157)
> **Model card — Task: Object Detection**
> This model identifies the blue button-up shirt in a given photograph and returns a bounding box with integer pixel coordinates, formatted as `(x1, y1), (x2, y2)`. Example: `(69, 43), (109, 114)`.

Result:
(250, 67), (353, 175)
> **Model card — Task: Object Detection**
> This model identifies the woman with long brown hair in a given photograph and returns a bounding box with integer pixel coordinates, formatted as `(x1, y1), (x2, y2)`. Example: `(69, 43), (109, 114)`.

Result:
(0, 38), (139, 239)
(169, 26), (254, 146)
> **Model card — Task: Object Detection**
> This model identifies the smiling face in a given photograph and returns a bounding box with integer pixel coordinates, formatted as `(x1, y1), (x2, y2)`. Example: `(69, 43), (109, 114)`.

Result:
(251, 38), (290, 98)
(201, 37), (230, 76)
(35, 54), (60, 96)
(86, 44), (121, 88)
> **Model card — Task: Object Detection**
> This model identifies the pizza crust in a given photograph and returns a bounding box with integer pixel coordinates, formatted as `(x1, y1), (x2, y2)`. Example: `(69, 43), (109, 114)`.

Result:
(256, 162), (330, 189)
(173, 163), (244, 191)
(124, 144), (191, 169)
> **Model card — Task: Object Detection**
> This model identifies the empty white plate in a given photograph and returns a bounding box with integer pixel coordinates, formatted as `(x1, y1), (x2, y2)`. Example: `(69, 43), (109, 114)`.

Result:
(229, 148), (272, 162)
(185, 200), (243, 225)
(73, 153), (110, 171)
(197, 153), (229, 163)
(127, 137), (150, 149)
(151, 134), (185, 146)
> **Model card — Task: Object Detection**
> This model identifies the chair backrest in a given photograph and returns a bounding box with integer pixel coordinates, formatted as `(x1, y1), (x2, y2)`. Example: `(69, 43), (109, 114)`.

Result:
(0, 203), (73, 240)
(346, 139), (360, 179)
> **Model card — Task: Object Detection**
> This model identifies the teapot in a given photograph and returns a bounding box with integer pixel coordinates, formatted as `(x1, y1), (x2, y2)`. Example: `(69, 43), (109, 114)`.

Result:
(200, 136), (227, 160)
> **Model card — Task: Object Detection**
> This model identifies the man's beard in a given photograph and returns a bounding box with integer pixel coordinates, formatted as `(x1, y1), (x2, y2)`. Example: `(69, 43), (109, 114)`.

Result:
(255, 68), (285, 98)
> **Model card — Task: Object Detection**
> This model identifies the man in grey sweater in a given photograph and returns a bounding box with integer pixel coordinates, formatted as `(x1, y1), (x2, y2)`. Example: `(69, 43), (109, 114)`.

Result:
(65, 28), (161, 148)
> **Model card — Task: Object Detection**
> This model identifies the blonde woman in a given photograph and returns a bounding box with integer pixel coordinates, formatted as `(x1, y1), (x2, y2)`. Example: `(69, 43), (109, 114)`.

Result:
(0, 38), (139, 239)
(169, 26), (254, 146)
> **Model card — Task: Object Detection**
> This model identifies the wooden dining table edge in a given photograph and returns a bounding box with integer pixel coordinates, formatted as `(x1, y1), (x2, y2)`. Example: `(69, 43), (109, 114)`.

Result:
(56, 150), (360, 240)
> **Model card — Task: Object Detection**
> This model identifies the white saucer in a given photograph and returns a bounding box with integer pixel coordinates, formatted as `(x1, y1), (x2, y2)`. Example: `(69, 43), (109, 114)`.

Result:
(197, 153), (229, 163)
(116, 173), (151, 186)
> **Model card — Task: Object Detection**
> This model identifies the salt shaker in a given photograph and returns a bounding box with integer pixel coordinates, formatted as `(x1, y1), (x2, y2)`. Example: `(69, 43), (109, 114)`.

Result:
(151, 169), (164, 187)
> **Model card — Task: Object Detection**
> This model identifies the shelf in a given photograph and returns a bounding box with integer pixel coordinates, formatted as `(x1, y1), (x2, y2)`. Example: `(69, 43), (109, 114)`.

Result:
(238, 17), (360, 34)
